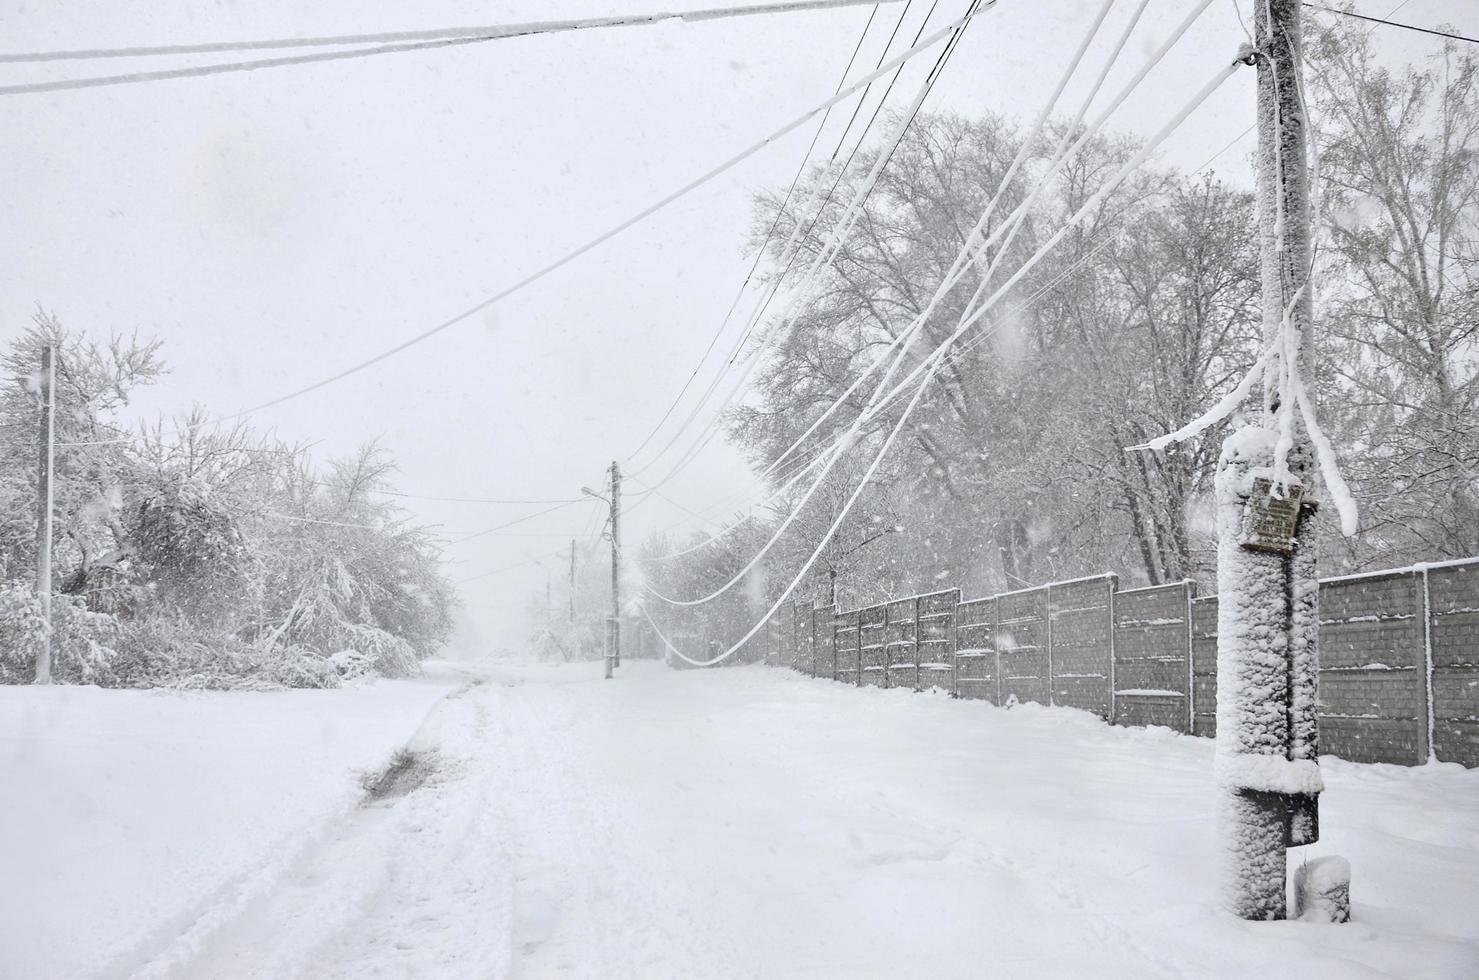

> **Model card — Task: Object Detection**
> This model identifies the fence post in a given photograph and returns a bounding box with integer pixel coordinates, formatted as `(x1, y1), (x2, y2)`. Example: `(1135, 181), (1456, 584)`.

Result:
(1185, 579), (1197, 735)
(827, 605), (838, 682)
(1107, 575), (1118, 726)
(951, 593), (960, 698)
(1420, 567), (1435, 763)
(810, 602), (819, 678)
(993, 594), (1003, 706)
(1045, 584), (1055, 706)
(913, 595), (923, 692)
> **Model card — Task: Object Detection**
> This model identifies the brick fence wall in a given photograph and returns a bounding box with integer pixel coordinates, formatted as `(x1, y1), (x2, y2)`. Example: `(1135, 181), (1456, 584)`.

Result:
(768, 557), (1479, 768)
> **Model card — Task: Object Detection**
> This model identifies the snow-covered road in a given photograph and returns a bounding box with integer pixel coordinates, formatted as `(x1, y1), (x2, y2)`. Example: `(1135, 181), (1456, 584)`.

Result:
(8, 661), (1479, 978)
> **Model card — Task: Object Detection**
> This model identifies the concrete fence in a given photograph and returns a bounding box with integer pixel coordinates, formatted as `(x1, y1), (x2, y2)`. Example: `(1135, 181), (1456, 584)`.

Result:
(771, 557), (1479, 768)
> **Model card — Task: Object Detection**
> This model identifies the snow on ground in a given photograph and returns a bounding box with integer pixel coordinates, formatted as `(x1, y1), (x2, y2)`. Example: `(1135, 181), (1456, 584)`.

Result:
(0, 665), (466, 980)
(6, 660), (1479, 979)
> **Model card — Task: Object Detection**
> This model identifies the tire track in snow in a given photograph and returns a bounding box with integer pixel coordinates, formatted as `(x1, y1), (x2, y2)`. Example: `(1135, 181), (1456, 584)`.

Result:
(141, 676), (510, 980)
(123, 675), (476, 980)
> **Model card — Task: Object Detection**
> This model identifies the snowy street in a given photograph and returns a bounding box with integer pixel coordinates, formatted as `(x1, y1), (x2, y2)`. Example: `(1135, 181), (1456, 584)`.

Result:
(6, 661), (1478, 979)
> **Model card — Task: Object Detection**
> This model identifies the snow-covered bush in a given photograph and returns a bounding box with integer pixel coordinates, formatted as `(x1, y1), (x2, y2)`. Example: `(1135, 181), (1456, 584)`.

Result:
(327, 647), (378, 681)
(0, 580), (48, 684)
(0, 319), (457, 690)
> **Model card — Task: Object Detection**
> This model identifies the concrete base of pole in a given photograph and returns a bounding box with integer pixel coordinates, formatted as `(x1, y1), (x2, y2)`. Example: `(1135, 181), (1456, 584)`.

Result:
(1294, 855), (1351, 923)
(1222, 788), (1288, 920)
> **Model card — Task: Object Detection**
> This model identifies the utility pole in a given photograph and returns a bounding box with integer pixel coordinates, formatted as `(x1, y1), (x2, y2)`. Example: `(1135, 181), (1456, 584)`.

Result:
(569, 538), (576, 623)
(610, 460), (622, 673)
(34, 344), (56, 685)
(1214, 0), (1322, 921)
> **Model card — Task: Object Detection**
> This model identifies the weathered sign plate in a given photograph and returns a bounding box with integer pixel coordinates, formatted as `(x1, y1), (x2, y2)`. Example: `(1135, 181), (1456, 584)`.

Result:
(1239, 477), (1303, 555)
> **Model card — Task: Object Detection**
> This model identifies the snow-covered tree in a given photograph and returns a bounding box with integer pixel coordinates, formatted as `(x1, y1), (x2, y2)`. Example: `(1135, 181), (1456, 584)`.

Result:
(0, 319), (458, 688)
(1311, 20), (1479, 568)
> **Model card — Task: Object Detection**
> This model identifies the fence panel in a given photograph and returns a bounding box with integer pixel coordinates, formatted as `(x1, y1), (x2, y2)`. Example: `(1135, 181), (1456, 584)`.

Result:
(859, 603), (888, 687)
(884, 597), (918, 690)
(794, 602), (814, 676)
(917, 589), (960, 693)
(834, 610), (861, 685)
(954, 597), (997, 702)
(997, 586), (1049, 705)
(1112, 582), (1193, 732)
(772, 558), (1477, 769)
(1423, 561), (1479, 766)
(1318, 570), (1427, 764)
(813, 604), (837, 681)
(1047, 576), (1114, 719)
(1190, 596), (1219, 737)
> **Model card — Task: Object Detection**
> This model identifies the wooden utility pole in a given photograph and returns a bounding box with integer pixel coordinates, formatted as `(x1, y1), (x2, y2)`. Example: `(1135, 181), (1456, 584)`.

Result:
(609, 460), (622, 674)
(1214, 0), (1322, 921)
(569, 538), (577, 623)
(34, 344), (56, 685)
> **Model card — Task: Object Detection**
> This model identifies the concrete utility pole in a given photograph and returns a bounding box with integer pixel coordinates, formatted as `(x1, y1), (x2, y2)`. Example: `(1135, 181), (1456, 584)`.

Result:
(34, 344), (56, 685)
(1214, 0), (1322, 921)
(609, 460), (622, 674)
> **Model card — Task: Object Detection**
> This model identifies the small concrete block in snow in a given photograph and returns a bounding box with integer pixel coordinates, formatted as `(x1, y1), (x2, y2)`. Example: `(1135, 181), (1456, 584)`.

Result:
(1294, 855), (1351, 923)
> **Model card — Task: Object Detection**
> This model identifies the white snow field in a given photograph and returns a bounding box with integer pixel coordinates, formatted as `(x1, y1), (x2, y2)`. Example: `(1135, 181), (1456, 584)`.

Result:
(0, 666), (464, 980)
(5, 661), (1478, 979)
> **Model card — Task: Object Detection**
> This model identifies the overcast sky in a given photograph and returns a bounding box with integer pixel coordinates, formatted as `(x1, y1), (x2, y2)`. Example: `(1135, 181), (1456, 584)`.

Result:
(2, 0), (1469, 649)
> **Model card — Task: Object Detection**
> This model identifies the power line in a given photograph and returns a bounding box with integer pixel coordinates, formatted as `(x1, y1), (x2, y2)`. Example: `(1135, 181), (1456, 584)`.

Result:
(1303, 3), (1479, 45)
(625, 0), (973, 490)
(0, 0), (903, 64)
(444, 498), (598, 545)
(641, 0), (1117, 603)
(829, 0), (921, 162)
(456, 546), (572, 584)
(1195, 0), (1438, 175)
(372, 490), (584, 505)
(0, 36), (503, 98)
(608, 1), (944, 484)
(645, 0), (1216, 599)
(725, 0), (943, 372)
(261, 511), (387, 530)
(299, 477), (582, 505)
(645, 51), (1241, 663)
(620, 3), (886, 465)
(642, 0), (1187, 572)
(214, 13), (969, 422)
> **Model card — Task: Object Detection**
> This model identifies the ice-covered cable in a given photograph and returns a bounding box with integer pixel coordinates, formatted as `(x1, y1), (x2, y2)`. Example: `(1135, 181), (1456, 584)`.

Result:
(641, 0), (1110, 590)
(444, 499), (596, 545)
(631, 0), (989, 486)
(216, 11), (970, 421)
(646, 68), (1225, 652)
(653, 0), (1122, 496)
(621, 4), (885, 466)
(1127, 345), (1274, 452)
(0, 35), (495, 96)
(760, 0), (1202, 479)
(0, 0), (903, 64)
(643, 352), (942, 666)
(961, 0), (1150, 304)
(1293, 375), (1359, 535)
(654, 198), (1148, 552)
(639, 0), (1174, 562)
(627, 2), (989, 484)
